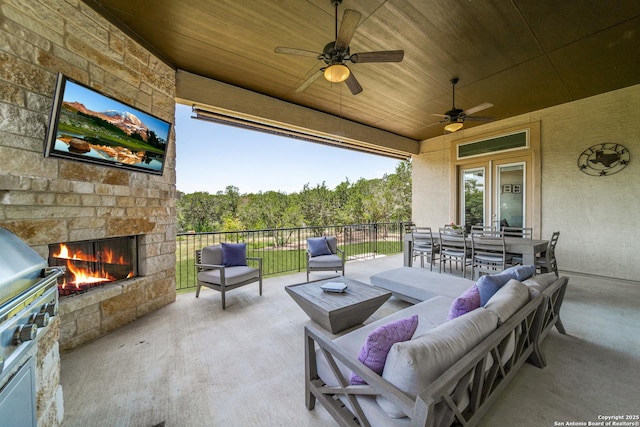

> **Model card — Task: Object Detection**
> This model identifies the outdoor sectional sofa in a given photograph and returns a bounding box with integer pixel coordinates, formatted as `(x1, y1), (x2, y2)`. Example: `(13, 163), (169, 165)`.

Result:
(304, 266), (568, 426)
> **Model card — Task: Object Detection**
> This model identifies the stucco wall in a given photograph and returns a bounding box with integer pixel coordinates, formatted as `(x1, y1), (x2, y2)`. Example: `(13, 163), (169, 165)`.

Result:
(413, 84), (640, 281)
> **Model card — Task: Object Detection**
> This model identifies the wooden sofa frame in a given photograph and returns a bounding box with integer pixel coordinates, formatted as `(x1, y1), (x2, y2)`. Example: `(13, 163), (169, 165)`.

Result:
(304, 276), (569, 427)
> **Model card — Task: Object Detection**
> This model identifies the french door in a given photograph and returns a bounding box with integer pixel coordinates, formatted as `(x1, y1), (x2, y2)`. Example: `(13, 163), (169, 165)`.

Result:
(459, 157), (529, 229)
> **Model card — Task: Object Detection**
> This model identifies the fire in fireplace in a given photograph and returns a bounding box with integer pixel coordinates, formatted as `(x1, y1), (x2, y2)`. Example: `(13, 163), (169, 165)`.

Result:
(48, 236), (138, 296)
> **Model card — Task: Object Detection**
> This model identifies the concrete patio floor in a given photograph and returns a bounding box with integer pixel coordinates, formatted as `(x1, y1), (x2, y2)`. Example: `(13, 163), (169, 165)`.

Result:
(59, 254), (640, 426)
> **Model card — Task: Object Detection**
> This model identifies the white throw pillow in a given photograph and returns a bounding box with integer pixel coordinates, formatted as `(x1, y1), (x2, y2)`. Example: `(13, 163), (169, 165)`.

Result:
(483, 279), (530, 325)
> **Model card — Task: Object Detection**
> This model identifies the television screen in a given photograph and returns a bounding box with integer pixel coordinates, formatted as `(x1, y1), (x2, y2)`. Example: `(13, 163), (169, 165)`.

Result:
(44, 73), (172, 175)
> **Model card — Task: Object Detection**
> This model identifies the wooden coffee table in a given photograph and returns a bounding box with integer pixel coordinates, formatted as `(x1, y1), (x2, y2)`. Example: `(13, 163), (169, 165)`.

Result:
(285, 277), (391, 333)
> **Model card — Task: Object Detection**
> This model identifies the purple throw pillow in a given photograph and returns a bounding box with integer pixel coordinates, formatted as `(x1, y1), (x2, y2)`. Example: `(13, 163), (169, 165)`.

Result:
(221, 242), (247, 267)
(447, 285), (481, 320)
(350, 315), (419, 385)
(476, 274), (513, 306)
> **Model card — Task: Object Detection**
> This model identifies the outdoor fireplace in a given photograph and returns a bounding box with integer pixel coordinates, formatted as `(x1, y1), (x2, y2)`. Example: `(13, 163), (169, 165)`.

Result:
(48, 236), (138, 296)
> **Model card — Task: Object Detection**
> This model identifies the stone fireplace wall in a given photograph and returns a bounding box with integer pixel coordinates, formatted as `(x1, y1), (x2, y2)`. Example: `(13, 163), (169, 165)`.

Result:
(0, 0), (177, 424)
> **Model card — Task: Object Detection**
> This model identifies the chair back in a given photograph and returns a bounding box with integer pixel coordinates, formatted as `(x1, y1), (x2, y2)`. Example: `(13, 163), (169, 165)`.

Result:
(502, 226), (533, 238)
(200, 245), (223, 265)
(471, 234), (506, 257)
(412, 227), (436, 251)
(325, 236), (338, 254)
(471, 233), (507, 277)
(307, 236), (338, 256)
(439, 228), (467, 251)
(470, 225), (499, 236)
(546, 231), (560, 271)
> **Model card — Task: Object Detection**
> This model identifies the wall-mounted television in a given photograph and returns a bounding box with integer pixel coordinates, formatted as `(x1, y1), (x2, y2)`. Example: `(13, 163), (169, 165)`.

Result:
(44, 73), (172, 175)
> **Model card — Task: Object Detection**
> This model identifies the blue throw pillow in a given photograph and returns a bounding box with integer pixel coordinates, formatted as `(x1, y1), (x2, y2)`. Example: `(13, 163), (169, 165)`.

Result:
(221, 242), (247, 267)
(308, 237), (332, 257)
(499, 265), (536, 281)
(476, 274), (513, 306)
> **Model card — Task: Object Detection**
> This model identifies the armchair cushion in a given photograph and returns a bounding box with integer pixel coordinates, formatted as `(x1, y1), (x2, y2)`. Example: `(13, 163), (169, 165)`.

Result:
(198, 265), (259, 286)
(201, 245), (223, 265)
(350, 315), (419, 385)
(308, 237), (332, 257)
(221, 242), (247, 267)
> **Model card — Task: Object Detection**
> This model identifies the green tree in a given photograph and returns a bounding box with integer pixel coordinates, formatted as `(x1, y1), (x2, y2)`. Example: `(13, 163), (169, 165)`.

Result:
(176, 160), (413, 233)
(464, 178), (484, 226)
(299, 182), (336, 229)
(176, 191), (218, 232)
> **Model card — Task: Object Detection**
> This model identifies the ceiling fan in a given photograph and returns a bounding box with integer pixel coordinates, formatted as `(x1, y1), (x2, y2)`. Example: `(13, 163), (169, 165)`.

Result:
(434, 78), (494, 132)
(274, 0), (404, 95)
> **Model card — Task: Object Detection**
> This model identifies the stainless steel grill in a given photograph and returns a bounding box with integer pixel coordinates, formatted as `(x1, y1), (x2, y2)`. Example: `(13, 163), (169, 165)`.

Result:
(0, 228), (63, 426)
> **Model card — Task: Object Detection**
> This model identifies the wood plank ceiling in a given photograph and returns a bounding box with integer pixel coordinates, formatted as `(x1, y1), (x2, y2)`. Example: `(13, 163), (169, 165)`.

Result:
(84, 0), (640, 142)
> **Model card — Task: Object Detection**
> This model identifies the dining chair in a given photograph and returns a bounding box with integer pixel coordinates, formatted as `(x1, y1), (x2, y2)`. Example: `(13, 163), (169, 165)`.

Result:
(470, 225), (499, 236)
(503, 226), (533, 264)
(411, 227), (439, 271)
(502, 226), (533, 238)
(438, 228), (471, 278)
(536, 231), (560, 276)
(471, 232), (510, 279)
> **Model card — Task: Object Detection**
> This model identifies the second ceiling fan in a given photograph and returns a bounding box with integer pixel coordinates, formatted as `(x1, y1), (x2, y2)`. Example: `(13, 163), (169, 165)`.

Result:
(434, 78), (494, 132)
(274, 0), (404, 95)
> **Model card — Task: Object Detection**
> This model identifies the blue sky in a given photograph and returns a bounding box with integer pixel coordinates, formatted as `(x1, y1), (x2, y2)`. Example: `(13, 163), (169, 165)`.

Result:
(173, 104), (402, 194)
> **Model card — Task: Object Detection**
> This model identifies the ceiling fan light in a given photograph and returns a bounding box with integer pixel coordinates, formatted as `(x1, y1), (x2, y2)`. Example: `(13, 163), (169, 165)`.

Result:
(445, 122), (464, 132)
(324, 64), (350, 83)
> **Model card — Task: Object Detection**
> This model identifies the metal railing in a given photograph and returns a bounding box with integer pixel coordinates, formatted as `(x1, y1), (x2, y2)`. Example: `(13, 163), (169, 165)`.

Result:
(175, 222), (411, 291)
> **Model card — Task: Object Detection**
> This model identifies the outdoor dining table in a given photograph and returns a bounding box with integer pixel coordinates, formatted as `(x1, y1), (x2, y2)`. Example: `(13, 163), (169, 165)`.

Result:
(403, 233), (548, 267)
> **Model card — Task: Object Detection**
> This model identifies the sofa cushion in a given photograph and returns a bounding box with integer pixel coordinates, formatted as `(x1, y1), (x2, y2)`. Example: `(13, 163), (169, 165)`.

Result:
(522, 273), (558, 297)
(308, 237), (332, 257)
(447, 285), (481, 320)
(197, 265), (259, 286)
(221, 242), (247, 267)
(483, 279), (530, 324)
(377, 308), (499, 418)
(307, 254), (343, 268)
(317, 297), (453, 390)
(476, 274), (513, 306)
(350, 315), (419, 385)
(499, 265), (536, 281)
(370, 267), (474, 303)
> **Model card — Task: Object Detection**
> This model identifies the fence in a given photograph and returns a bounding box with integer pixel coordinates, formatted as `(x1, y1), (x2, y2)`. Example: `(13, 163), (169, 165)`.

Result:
(175, 222), (411, 290)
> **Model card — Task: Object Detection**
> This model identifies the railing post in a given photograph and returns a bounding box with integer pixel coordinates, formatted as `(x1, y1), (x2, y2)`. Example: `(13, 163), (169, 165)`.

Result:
(298, 227), (301, 273)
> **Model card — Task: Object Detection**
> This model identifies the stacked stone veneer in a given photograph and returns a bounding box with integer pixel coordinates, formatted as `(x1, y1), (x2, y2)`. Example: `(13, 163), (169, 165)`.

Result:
(1, 0), (178, 425)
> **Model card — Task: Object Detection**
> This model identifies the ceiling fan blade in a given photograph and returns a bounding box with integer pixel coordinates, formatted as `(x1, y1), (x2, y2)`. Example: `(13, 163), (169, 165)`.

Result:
(335, 9), (361, 49)
(344, 70), (363, 95)
(416, 120), (448, 131)
(295, 69), (323, 93)
(464, 102), (493, 116)
(465, 115), (495, 122)
(351, 50), (404, 63)
(274, 46), (321, 58)
(432, 113), (449, 118)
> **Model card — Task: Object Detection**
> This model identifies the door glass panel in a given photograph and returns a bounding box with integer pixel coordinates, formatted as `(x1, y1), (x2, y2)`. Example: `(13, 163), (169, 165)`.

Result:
(496, 163), (525, 227)
(461, 168), (485, 229)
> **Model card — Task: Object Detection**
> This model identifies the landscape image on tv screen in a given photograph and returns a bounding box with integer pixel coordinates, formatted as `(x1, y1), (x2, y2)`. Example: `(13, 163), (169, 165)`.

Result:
(45, 74), (171, 175)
